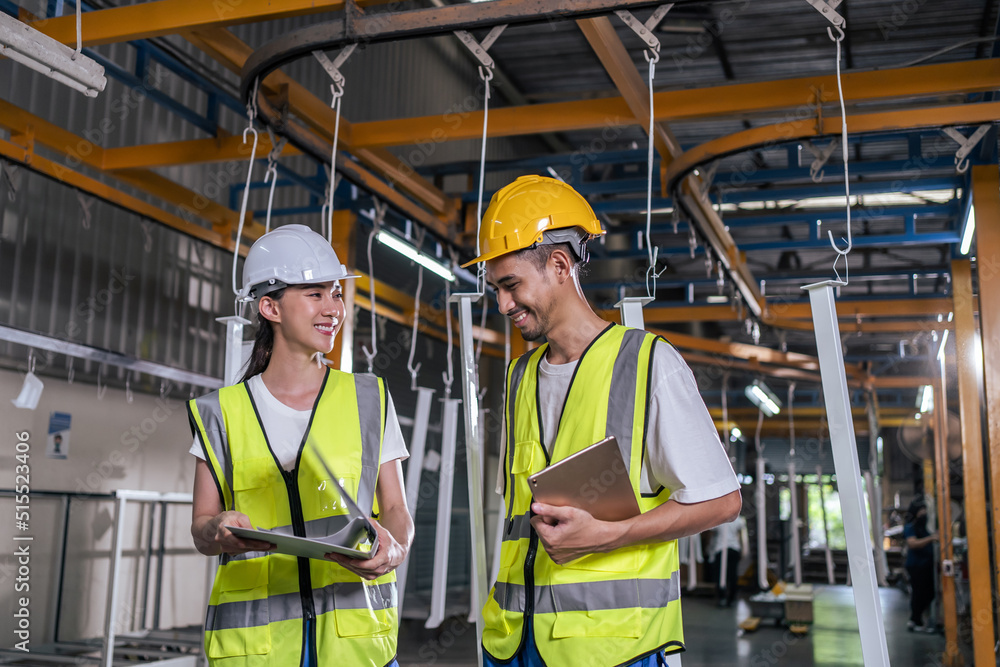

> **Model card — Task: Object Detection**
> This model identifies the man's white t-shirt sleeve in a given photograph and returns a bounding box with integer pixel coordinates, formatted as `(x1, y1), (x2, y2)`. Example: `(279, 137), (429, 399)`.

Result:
(188, 385), (409, 466)
(645, 341), (740, 504)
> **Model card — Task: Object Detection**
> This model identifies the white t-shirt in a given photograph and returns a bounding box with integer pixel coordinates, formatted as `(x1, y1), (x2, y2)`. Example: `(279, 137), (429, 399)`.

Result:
(189, 374), (408, 472)
(497, 339), (739, 502)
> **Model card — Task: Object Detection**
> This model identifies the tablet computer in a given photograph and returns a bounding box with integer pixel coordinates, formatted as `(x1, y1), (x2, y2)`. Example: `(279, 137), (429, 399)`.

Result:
(527, 436), (640, 522)
(225, 443), (379, 560)
(226, 521), (375, 560)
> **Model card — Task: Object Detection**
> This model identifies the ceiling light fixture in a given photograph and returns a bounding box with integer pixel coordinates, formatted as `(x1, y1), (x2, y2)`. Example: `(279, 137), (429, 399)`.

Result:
(377, 230), (456, 282)
(959, 203), (976, 255)
(745, 380), (781, 417)
(0, 13), (106, 98)
(917, 384), (934, 414)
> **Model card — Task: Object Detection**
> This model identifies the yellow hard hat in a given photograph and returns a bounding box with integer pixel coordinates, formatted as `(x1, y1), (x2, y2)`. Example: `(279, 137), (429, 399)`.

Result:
(462, 175), (605, 267)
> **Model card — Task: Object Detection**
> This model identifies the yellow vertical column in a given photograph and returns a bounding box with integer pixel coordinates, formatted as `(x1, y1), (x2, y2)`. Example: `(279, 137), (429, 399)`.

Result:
(932, 365), (961, 666)
(328, 210), (357, 371)
(951, 258), (996, 665)
(971, 164), (1000, 612)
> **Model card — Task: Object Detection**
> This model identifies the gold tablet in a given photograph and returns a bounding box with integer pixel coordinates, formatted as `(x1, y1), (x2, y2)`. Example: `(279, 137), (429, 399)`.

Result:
(527, 436), (640, 522)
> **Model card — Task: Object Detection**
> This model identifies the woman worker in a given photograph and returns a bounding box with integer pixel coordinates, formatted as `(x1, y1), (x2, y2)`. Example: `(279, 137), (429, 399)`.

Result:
(188, 224), (413, 667)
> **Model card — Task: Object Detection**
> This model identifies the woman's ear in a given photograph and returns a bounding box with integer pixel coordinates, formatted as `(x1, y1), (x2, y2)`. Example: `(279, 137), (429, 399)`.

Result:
(258, 296), (281, 323)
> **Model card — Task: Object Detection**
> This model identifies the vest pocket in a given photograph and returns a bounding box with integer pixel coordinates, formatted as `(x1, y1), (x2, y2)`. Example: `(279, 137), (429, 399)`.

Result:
(511, 441), (542, 477)
(333, 582), (393, 638)
(232, 457), (278, 528)
(207, 559), (271, 657)
(550, 606), (642, 639)
(561, 546), (641, 573)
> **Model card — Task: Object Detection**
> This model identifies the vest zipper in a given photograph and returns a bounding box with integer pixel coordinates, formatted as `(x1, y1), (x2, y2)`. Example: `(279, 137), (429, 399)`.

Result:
(282, 468), (316, 623)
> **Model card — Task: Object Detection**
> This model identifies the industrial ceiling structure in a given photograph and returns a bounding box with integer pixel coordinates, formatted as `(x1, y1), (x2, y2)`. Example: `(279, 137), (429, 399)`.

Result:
(0, 0), (996, 445)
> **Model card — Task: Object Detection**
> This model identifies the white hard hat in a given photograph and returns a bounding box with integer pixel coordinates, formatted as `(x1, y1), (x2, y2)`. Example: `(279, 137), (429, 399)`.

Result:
(239, 224), (357, 301)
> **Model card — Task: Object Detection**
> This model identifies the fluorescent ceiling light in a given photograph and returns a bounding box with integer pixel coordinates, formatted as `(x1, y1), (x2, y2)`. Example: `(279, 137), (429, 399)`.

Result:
(377, 231), (455, 282)
(707, 295), (729, 304)
(917, 384), (934, 414)
(0, 13), (106, 97)
(745, 380), (781, 417)
(960, 203), (976, 255)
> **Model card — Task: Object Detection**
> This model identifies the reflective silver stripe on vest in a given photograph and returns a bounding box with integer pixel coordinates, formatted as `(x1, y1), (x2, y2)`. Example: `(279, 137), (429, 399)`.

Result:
(606, 328), (646, 469)
(194, 392), (232, 499)
(492, 571), (680, 615)
(207, 581), (396, 631)
(313, 581), (397, 615)
(505, 354), (533, 529)
(355, 374), (383, 517)
(502, 511), (532, 543)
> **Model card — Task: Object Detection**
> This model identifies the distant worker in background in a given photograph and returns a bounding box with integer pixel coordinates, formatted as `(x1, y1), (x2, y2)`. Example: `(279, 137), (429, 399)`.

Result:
(903, 496), (937, 634)
(188, 224), (412, 667)
(468, 175), (742, 666)
(708, 514), (749, 608)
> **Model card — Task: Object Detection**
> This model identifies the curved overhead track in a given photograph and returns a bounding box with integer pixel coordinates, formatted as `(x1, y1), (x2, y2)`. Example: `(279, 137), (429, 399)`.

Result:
(663, 101), (1000, 325)
(664, 102), (1000, 193)
(239, 0), (668, 104)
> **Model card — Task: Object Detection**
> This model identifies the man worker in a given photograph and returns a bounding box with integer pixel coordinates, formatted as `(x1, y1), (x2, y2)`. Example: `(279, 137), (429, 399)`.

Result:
(465, 176), (742, 666)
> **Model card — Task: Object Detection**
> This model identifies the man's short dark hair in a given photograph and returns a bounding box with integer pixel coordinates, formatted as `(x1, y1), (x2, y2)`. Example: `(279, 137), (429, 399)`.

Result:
(516, 242), (586, 273)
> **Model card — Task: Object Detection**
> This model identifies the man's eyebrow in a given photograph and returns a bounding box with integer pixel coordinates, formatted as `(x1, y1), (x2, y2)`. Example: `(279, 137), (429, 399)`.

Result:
(491, 274), (516, 288)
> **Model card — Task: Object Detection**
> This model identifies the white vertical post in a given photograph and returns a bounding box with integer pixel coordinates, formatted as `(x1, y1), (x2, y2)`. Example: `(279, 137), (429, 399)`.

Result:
(397, 386), (435, 613)
(816, 464), (836, 585)
(615, 296), (653, 329)
(216, 316), (251, 386)
(788, 460), (802, 585)
(102, 494), (128, 667)
(804, 281), (889, 667)
(756, 456), (768, 590)
(451, 293), (488, 665)
(426, 397), (460, 629)
(424, 398), (462, 628)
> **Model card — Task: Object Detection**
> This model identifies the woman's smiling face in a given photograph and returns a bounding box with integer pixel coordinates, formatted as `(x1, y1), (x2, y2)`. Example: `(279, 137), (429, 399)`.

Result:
(264, 281), (345, 355)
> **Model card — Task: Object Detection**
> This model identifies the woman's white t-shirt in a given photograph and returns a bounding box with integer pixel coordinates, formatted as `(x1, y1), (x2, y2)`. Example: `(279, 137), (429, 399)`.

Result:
(189, 374), (408, 472)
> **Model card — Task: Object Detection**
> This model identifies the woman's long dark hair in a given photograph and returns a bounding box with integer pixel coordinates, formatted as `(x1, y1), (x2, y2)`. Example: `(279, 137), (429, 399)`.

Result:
(240, 288), (285, 383)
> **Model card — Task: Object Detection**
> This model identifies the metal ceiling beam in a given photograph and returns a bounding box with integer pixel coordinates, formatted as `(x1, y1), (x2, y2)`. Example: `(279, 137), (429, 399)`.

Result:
(576, 15), (763, 316)
(183, 27), (459, 240)
(620, 296), (956, 323)
(348, 60), (1000, 148)
(32, 0), (392, 47)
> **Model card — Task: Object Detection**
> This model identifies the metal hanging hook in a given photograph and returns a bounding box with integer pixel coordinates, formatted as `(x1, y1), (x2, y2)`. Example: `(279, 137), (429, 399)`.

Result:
(231, 78), (261, 314)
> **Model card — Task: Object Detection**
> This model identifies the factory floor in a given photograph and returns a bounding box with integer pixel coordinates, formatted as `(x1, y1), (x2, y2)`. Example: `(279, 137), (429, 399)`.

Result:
(396, 585), (949, 666)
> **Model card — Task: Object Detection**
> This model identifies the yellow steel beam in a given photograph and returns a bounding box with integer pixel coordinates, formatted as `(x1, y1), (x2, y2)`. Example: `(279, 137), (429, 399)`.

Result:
(31, 0), (390, 47)
(971, 165), (1000, 613)
(101, 134), (303, 171)
(350, 59), (1000, 148)
(951, 259), (996, 664)
(651, 328), (868, 380)
(635, 298), (955, 324)
(183, 27), (459, 238)
(932, 368), (962, 666)
(578, 16), (763, 316)
(0, 97), (261, 247)
(0, 136), (224, 247)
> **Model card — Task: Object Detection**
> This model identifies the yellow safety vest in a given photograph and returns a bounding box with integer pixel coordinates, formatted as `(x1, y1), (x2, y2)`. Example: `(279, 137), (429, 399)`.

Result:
(482, 324), (684, 666)
(188, 368), (398, 667)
